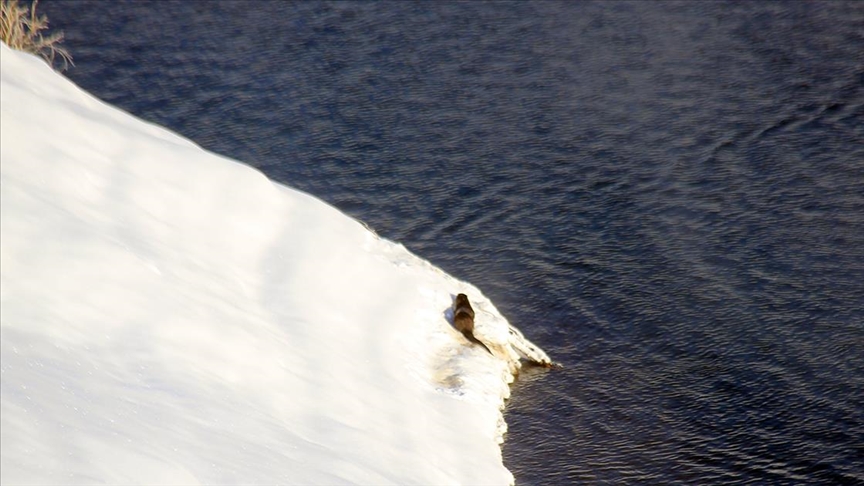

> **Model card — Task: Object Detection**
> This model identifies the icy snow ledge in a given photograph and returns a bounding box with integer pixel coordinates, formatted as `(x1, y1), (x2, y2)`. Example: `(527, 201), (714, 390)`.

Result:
(0, 43), (550, 485)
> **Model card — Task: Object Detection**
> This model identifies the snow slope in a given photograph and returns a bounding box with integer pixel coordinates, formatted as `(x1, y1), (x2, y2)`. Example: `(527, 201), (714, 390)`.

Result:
(0, 43), (549, 485)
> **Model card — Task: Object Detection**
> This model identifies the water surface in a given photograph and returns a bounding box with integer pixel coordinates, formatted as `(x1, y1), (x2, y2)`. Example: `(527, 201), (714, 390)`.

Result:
(43, 1), (864, 484)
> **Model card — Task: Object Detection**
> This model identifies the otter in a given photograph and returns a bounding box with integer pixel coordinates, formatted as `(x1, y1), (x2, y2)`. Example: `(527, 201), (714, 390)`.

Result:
(453, 293), (492, 355)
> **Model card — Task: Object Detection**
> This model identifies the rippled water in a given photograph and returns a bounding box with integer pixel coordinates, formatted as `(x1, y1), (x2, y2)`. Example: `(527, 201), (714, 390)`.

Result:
(42, 1), (864, 484)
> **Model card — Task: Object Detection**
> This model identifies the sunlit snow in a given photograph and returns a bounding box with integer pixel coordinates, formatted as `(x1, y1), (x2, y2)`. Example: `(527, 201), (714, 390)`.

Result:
(0, 43), (550, 485)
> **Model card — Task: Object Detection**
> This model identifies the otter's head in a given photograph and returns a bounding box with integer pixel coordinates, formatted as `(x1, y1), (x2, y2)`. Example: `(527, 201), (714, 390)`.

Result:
(455, 293), (469, 307)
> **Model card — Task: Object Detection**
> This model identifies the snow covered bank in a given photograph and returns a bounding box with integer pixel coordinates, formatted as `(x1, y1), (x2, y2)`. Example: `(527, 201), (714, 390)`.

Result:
(0, 43), (550, 485)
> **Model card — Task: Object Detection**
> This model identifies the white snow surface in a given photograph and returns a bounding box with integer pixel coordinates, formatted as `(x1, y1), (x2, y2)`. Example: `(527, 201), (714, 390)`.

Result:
(0, 44), (547, 485)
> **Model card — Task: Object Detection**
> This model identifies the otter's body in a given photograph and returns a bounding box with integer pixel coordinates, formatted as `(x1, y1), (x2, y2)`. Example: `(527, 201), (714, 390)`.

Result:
(453, 294), (492, 355)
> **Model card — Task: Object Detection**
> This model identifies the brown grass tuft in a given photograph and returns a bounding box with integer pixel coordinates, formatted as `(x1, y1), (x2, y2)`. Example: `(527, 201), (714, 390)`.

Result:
(1, 0), (72, 70)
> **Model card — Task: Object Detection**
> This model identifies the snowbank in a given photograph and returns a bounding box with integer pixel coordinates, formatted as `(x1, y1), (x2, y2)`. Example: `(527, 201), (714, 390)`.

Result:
(0, 43), (549, 485)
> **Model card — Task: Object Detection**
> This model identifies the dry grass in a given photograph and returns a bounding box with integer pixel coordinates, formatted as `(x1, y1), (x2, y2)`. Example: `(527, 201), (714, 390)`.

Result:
(1, 0), (71, 70)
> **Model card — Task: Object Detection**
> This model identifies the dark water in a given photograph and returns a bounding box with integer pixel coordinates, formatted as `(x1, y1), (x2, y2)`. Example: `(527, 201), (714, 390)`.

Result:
(41, 1), (864, 484)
